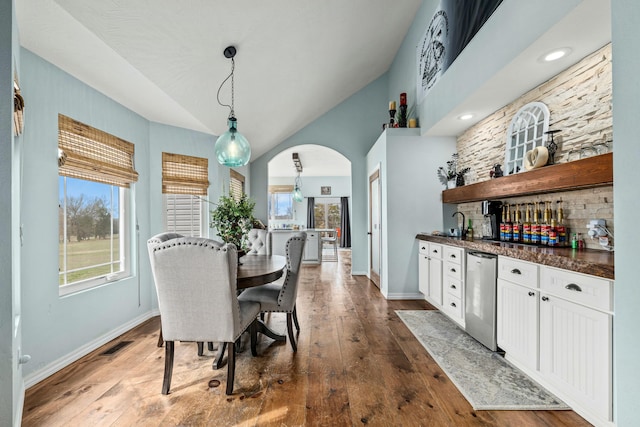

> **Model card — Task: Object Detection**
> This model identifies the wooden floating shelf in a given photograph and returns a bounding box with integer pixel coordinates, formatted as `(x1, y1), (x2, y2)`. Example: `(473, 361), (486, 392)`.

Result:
(442, 152), (613, 204)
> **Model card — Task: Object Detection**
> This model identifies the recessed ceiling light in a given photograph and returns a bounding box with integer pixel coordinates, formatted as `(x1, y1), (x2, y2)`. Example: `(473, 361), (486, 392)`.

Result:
(540, 48), (572, 62)
(458, 114), (474, 120)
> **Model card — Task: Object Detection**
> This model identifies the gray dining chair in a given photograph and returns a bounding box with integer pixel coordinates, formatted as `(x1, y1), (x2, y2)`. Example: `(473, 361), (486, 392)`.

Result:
(246, 228), (271, 255)
(148, 237), (261, 395)
(239, 231), (306, 351)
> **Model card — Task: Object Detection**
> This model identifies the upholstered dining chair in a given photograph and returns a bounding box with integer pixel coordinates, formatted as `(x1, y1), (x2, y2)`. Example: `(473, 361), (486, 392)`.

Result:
(246, 228), (271, 255)
(239, 231), (306, 351)
(148, 237), (261, 395)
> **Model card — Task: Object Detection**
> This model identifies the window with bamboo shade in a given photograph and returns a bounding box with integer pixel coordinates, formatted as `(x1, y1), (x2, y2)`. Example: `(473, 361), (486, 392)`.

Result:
(230, 169), (245, 201)
(162, 152), (209, 195)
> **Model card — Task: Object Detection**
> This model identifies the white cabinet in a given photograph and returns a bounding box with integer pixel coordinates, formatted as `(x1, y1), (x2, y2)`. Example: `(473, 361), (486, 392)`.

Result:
(418, 243), (429, 295)
(539, 267), (613, 423)
(303, 231), (319, 263)
(497, 278), (539, 371)
(496, 256), (614, 426)
(442, 246), (465, 327)
(417, 242), (443, 309)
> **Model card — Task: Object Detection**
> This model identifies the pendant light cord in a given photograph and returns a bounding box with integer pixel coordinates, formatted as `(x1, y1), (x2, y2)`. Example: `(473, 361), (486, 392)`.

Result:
(216, 58), (235, 118)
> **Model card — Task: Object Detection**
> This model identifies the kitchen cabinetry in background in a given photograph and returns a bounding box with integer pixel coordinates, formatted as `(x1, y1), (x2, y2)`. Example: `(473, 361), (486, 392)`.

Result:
(303, 231), (319, 263)
(496, 256), (614, 426)
(418, 242), (443, 308)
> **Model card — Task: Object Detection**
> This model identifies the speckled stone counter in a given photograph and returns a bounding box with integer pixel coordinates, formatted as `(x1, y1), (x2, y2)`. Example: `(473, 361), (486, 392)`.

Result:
(416, 233), (614, 280)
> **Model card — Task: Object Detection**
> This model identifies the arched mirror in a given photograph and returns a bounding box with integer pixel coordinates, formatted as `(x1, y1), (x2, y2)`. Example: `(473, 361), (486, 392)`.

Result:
(504, 102), (550, 175)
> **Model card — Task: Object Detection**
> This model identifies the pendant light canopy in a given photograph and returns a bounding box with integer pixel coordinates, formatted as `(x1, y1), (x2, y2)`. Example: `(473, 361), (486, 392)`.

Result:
(215, 46), (251, 167)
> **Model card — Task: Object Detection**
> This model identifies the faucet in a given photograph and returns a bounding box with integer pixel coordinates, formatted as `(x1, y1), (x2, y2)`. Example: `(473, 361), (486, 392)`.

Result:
(452, 212), (466, 238)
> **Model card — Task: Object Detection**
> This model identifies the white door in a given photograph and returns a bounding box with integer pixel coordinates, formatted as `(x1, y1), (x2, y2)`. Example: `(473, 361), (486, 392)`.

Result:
(369, 170), (381, 288)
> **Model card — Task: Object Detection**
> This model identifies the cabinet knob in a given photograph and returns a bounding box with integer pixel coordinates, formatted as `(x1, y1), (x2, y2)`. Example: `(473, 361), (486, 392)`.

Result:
(450, 302), (457, 307)
(565, 283), (582, 292)
(432, 249), (439, 254)
(450, 268), (456, 273)
(450, 254), (456, 259)
(528, 291), (535, 297)
(510, 268), (522, 275)
(450, 284), (457, 289)
(541, 296), (549, 302)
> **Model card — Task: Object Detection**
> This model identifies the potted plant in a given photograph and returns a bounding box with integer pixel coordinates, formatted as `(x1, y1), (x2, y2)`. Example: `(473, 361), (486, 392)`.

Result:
(437, 153), (470, 188)
(209, 192), (256, 253)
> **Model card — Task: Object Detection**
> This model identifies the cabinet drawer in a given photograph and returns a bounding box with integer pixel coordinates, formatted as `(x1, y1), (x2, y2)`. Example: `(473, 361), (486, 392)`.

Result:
(498, 256), (539, 288)
(419, 241), (429, 255)
(444, 277), (463, 299)
(444, 246), (464, 265)
(445, 261), (462, 281)
(428, 243), (443, 259)
(443, 292), (463, 320)
(540, 266), (613, 311)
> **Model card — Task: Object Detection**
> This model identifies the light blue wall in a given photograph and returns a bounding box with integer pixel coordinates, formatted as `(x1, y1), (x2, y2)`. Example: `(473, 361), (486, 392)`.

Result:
(250, 75), (388, 274)
(611, 1), (640, 425)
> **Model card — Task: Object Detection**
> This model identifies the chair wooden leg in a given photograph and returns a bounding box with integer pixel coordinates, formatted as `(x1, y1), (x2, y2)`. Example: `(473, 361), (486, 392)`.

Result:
(213, 342), (227, 370)
(286, 313), (297, 352)
(250, 320), (258, 357)
(226, 341), (236, 395)
(162, 341), (174, 395)
(208, 342), (215, 351)
(292, 305), (300, 332)
(157, 327), (164, 347)
(197, 342), (204, 356)
(260, 312), (265, 321)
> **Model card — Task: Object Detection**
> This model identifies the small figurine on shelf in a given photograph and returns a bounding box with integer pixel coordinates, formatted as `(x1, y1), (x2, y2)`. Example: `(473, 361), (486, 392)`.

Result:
(388, 100), (396, 128)
(398, 92), (408, 127)
(489, 164), (503, 178)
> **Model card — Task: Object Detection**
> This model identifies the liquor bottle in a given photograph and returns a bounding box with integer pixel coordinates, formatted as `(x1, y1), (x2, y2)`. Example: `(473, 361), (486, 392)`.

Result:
(548, 217), (558, 246)
(505, 204), (513, 242)
(540, 201), (550, 245)
(500, 205), (506, 241)
(531, 202), (541, 245)
(467, 219), (473, 241)
(513, 203), (522, 242)
(522, 204), (532, 244)
(556, 200), (568, 247)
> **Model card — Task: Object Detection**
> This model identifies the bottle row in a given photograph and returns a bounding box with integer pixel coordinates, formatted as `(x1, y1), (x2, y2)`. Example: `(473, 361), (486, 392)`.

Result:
(499, 200), (582, 248)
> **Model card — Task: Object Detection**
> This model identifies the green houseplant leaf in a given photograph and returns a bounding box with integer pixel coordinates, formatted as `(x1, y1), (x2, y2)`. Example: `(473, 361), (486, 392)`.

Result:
(209, 192), (256, 251)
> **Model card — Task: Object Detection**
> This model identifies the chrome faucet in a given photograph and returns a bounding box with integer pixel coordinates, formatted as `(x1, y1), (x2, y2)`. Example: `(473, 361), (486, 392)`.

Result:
(452, 212), (466, 238)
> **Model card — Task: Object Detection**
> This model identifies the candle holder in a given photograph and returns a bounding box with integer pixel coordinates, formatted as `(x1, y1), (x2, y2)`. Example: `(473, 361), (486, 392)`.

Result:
(398, 104), (408, 127)
(544, 130), (561, 165)
(389, 109), (396, 127)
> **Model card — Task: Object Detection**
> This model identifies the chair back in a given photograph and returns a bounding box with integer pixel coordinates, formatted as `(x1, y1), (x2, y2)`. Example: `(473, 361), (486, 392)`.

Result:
(147, 232), (183, 257)
(148, 237), (242, 343)
(246, 228), (271, 255)
(277, 232), (307, 309)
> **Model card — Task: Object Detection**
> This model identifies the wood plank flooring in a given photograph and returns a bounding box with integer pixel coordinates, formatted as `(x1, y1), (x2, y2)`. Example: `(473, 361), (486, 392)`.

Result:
(22, 250), (592, 426)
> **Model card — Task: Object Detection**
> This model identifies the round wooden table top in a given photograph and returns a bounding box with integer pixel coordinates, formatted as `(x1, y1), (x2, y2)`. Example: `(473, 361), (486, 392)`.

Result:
(237, 255), (286, 289)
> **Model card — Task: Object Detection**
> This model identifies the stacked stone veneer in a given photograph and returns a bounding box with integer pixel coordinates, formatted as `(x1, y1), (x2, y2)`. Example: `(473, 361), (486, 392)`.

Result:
(455, 44), (613, 250)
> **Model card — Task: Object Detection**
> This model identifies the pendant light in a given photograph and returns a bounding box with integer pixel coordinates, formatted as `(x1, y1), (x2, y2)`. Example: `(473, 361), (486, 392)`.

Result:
(215, 46), (251, 167)
(293, 173), (303, 202)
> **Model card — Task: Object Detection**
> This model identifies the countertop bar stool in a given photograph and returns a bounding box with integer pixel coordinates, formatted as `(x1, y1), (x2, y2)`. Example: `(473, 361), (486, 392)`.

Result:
(238, 232), (306, 351)
(149, 237), (261, 395)
(321, 229), (338, 262)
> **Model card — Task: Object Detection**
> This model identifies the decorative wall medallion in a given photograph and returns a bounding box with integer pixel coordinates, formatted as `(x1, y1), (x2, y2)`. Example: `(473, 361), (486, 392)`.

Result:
(417, 8), (449, 102)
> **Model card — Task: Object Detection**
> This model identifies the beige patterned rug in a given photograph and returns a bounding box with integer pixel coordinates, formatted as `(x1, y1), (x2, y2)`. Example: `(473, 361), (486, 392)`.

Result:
(396, 310), (569, 410)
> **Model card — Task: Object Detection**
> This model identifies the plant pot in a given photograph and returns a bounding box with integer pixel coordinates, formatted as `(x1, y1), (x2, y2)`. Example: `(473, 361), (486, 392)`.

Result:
(447, 179), (456, 189)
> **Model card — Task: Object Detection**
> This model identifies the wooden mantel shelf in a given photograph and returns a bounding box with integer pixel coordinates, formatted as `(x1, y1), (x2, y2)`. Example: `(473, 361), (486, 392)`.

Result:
(442, 152), (613, 204)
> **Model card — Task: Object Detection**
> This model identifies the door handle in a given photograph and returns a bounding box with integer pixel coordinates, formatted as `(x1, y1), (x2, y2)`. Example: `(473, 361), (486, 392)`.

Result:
(541, 296), (549, 302)
(367, 232), (372, 235)
(528, 291), (535, 297)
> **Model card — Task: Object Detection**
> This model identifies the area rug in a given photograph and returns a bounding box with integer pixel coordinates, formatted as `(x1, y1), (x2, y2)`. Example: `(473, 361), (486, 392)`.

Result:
(396, 310), (569, 410)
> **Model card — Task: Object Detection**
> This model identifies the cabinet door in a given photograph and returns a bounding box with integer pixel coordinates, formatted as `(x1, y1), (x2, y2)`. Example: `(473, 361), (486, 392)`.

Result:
(540, 294), (612, 422)
(304, 234), (319, 261)
(428, 257), (443, 307)
(497, 279), (539, 371)
(418, 253), (429, 295)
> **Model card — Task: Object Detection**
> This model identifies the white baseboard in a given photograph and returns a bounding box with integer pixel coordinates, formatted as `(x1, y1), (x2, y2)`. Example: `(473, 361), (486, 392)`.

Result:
(351, 271), (367, 276)
(23, 311), (157, 389)
(385, 292), (424, 300)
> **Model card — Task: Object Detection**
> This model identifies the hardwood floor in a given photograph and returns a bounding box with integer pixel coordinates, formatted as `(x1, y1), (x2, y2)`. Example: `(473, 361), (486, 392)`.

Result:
(22, 250), (592, 426)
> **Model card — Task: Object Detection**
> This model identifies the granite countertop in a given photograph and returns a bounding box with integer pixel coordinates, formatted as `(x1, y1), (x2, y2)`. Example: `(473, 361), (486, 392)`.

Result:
(416, 233), (615, 280)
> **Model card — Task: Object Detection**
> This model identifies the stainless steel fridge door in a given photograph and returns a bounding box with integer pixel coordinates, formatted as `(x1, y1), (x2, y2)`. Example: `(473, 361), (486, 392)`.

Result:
(465, 251), (498, 351)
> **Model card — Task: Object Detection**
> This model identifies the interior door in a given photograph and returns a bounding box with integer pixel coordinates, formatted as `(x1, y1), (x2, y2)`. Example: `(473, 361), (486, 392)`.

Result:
(369, 170), (381, 288)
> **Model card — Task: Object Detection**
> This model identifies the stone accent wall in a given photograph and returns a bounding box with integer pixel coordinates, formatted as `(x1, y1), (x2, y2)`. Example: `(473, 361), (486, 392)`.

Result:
(454, 44), (613, 250)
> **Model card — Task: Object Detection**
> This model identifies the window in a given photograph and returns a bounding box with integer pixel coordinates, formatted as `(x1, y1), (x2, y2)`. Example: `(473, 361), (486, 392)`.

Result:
(58, 114), (138, 295)
(162, 152), (209, 237)
(314, 198), (341, 230)
(504, 102), (549, 175)
(268, 185), (294, 220)
(230, 169), (245, 201)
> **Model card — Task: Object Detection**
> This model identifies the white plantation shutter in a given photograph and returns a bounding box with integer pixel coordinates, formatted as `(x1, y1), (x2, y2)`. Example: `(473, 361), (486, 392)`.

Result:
(230, 169), (245, 201)
(164, 194), (203, 237)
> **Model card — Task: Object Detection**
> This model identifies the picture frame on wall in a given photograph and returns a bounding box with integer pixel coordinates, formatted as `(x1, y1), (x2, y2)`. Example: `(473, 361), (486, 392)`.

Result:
(321, 186), (331, 195)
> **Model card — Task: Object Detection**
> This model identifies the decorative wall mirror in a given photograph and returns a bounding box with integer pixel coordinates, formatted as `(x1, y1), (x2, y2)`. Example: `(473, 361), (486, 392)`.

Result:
(504, 102), (549, 175)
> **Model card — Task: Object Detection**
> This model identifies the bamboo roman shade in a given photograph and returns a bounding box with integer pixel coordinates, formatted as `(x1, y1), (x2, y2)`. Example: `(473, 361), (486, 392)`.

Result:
(58, 114), (139, 187)
(268, 185), (294, 193)
(230, 169), (245, 201)
(162, 152), (210, 195)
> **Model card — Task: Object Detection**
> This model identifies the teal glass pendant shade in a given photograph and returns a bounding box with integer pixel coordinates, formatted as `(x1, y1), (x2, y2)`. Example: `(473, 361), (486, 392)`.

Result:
(215, 117), (251, 167)
(292, 186), (303, 202)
